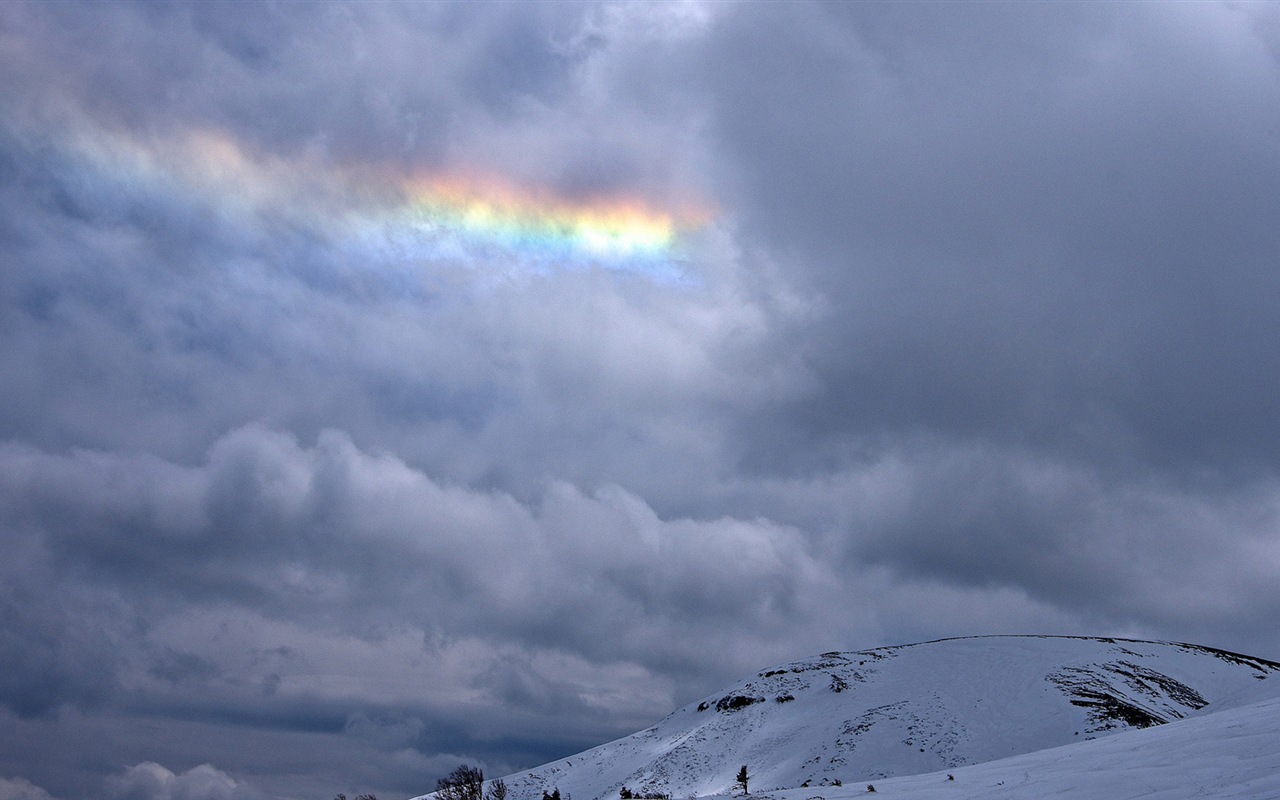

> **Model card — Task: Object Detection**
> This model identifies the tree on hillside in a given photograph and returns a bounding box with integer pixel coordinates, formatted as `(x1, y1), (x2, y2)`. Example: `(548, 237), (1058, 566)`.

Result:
(437, 765), (484, 800)
(736, 765), (749, 795)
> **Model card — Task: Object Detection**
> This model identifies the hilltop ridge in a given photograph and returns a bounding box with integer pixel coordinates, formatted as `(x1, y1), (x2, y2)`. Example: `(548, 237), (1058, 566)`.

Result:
(429, 635), (1280, 800)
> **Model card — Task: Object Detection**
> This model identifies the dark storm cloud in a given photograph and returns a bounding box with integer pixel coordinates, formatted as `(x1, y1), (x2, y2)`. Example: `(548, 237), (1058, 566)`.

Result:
(0, 427), (830, 664)
(1, 2), (1279, 799)
(0, 556), (120, 717)
(0, 428), (836, 798)
(678, 0), (1280, 648)
(842, 441), (1280, 623)
(698, 2), (1280, 478)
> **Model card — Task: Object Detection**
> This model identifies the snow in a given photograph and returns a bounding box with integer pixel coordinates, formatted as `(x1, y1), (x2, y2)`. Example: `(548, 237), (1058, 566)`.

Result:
(410, 636), (1280, 800)
(762, 694), (1280, 800)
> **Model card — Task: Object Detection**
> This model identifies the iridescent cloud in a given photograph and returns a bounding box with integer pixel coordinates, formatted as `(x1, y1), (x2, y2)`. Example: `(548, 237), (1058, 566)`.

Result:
(53, 124), (710, 282)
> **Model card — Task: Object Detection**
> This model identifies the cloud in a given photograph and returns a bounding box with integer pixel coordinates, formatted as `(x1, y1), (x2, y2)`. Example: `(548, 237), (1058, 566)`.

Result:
(0, 518), (122, 717)
(107, 763), (267, 800)
(1, 1), (1279, 798)
(0, 425), (834, 671)
(4, 426), (1276, 713)
(2, 425), (1278, 795)
(0, 777), (58, 800)
(690, 2), (1280, 478)
(0, 426), (842, 795)
(843, 441), (1280, 629)
(0, 3), (582, 164)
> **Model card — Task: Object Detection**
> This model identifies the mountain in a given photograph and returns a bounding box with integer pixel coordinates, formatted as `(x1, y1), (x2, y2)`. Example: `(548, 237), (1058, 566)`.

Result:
(454, 636), (1280, 800)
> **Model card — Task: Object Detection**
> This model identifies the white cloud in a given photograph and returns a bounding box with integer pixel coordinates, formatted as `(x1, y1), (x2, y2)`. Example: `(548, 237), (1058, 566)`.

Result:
(0, 777), (58, 800)
(107, 763), (265, 800)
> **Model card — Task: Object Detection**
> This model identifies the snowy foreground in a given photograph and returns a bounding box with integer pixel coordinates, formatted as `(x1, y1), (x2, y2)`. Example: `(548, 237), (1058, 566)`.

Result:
(759, 695), (1280, 800)
(412, 636), (1280, 800)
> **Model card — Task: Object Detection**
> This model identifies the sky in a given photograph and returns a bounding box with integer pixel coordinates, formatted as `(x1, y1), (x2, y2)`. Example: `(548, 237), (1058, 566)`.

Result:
(1, 1), (1279, 799)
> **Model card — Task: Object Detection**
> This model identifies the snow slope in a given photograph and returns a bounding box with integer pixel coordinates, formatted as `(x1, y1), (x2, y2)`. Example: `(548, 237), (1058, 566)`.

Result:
(449, 636), (1280, 800)
(763, 693), (1280, 800)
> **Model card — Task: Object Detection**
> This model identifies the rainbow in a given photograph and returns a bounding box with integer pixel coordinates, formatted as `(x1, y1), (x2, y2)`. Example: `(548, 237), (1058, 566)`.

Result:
(53, 124), (708, 280)
(402, 176), (680, 260)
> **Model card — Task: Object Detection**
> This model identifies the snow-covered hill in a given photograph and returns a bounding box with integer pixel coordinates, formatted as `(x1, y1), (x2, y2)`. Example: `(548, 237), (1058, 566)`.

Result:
(445, 636), (1280, 800)
(765, 693), (1280, 800)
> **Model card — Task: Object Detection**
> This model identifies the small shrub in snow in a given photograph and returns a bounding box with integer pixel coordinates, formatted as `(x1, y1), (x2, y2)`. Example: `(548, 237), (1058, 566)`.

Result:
(437, 767), (484, 800)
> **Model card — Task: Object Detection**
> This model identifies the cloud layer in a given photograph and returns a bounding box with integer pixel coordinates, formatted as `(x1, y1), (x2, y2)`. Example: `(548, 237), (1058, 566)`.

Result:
(2, 2), (1279, 798)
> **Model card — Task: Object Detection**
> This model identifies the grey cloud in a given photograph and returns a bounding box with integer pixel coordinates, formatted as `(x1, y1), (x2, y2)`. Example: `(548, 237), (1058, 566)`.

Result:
(0, 2), (586, 167)
(0, 705), (449, 800)
(148, 648), (221, 687)
(343, 712), (426, 751)
(6, 426), (1275, 717)
(0, 427), (841, 796)
(475, 653), (600, 719)
(691, 2), (1280, 478)
(0, 426), (833, 670)
(2, 2), (1280, 798)
(0, 529), (122, 717)
(0, 776), (58, 800)
(0, 110), (740, 503)
(844, 442), (1280, 624)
